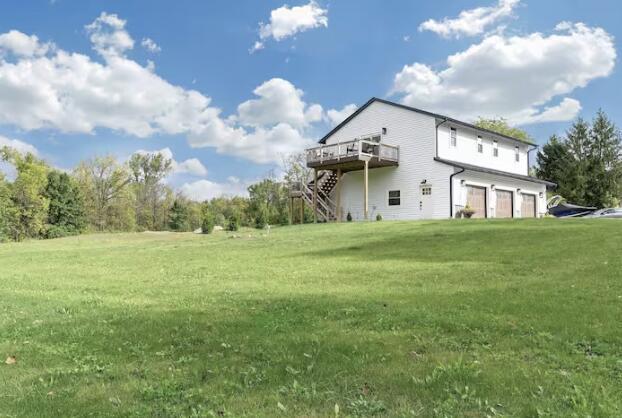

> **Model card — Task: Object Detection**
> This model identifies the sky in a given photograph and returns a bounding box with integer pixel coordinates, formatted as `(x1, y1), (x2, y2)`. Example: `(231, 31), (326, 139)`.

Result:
(0, 0), (619, 200)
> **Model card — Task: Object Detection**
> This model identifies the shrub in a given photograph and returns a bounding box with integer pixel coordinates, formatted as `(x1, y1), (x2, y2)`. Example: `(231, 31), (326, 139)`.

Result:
(227, 214), (240, 231)
(215, 213), (226, 227)
(346, 212), (353, 222)
(462, 205), (475, 219)
(45, 225), (79, 239)
(255, 207), (268, 229)
(376, 213), (383, 221)
(201, 212), (215, 234)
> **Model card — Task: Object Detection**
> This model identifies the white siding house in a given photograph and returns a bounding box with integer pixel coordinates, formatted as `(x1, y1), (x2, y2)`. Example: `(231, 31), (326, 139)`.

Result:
(303, 98), (554, 221)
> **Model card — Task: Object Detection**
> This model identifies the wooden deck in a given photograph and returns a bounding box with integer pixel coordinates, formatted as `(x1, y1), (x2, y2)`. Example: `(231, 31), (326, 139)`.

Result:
(306, 139), (399, 172)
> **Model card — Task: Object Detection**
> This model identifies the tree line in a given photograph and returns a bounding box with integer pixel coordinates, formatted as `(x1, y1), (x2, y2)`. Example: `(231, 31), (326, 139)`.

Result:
(536, 110), (622, 207)
(0, 148), (311, 242)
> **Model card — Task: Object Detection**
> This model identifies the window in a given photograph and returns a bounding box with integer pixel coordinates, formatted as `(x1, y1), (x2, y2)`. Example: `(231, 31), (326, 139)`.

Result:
(477, 136), (483, 153)
(450, 127), (457, 147)
(388, 190), (400, 206)
(421, 186), (432, 195)
(493, 140), (499, 157)
(515, 146), (520, 162)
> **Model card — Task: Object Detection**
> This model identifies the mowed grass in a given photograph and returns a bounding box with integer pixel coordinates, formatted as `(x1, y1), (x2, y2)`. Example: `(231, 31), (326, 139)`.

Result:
(1, 219), (621, 417)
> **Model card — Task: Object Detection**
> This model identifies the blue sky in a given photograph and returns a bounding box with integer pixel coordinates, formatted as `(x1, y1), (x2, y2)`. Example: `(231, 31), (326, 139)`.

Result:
(0, 0), (619, 199)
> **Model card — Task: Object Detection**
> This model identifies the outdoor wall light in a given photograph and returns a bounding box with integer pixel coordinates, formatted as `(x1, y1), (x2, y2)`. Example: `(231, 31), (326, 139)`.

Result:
(517, 188), (522, 194)
(539, 192), (544, 198)
(421, 179), (427, 184)
(460, 179), (466, 185)
(490, 184), (495, 190)
(382, 127), (387, 135)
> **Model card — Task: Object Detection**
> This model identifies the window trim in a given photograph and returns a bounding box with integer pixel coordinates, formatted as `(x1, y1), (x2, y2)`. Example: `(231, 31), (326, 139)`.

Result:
(493, 140), (499, 157)
(388, 190), (401, 206)
(515, 146), (520, 162)
(450, 127), (457, 147)
(477, 136), (483, 153)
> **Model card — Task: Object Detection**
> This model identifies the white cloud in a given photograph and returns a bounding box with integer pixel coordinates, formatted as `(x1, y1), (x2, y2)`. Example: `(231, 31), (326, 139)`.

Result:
(134, 147), (207, 177)
(0, 135), (38, 155)
(180, 176), (252, 201)
(252, 1), (328, 51)
(0, 30), (52, 57)
(326, 104), (357, 126)
(85, 12), (134, 58)
(392, 22), (615, 126)
(237, 78), (323, 128)
(419, 0), (519, 39)
(0, 15), (319, 165)
(141, 37), (161, 53)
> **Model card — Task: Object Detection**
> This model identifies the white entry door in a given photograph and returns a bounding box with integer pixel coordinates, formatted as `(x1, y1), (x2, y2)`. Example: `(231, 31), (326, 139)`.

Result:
(419, 185), (433, 219)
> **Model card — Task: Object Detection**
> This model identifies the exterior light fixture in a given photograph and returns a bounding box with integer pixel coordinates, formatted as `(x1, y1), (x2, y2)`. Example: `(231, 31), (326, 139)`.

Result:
(460, 179), (466, 185)
(517, 188), (522, 194)
(539, 192), (544, 198)
(421, 179), (427, 184)
(382, 127), (387, 135)
(490, 184), (495, 190)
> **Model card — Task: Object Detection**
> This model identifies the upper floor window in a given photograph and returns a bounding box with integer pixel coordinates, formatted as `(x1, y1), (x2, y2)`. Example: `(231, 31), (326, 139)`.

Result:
(493, 140), (499, 157)
(421, 186), (432, 195)
(477, 136), (483, 153)
(515, 146), (520, 162)
(450, 128), (457, 147)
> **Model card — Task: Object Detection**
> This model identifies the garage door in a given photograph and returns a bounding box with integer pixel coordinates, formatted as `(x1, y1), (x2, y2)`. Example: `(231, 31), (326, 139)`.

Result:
(521, 193), (536, 218)
(496, 190), (513, 218)
(466, 185), (487, 218)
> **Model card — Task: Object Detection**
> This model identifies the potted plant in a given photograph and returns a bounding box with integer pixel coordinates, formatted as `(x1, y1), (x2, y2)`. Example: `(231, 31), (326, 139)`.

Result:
(376, 213), (383, 221)
(462, 204), (475, 219)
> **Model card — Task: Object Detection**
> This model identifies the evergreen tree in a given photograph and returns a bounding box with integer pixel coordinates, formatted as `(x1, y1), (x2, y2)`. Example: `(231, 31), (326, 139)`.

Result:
(168, 199), (189, 231)
(563, 118), (591, 204)
(586, 110), (622, 207)
(45, 170), (86, 237)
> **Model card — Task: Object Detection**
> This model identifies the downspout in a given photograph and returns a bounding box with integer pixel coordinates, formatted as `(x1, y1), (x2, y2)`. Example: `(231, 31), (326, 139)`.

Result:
(449, 165), (465, 218)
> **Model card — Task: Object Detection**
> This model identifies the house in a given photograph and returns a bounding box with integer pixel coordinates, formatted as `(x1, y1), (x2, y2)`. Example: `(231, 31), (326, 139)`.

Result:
(301, 97), (555, 221)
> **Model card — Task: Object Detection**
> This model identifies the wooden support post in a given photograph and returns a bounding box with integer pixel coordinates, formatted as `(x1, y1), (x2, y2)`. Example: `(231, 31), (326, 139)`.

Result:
(364, 160), (369, 220)
(335, 168), (342, 222)
(313, 168), (318, 223)
(300, 197), (304, 224)
(289, 197), (293, 225)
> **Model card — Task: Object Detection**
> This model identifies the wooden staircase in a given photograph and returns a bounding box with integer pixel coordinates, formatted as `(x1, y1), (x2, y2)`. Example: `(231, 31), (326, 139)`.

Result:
(301, 170), (339, 222)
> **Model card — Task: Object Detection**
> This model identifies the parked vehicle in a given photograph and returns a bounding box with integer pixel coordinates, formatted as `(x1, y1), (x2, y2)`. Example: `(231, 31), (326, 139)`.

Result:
(547, 195), (596, 218)
(583, 208), (622, 218)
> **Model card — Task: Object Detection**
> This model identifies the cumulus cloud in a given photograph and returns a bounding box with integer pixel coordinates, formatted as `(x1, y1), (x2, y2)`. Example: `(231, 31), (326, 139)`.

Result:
(85, 12), (134, 58)
(0, 135), (39, 155)
(237, 78), (323, 128)
(0, 14), (319, 165)
(326, 104), (357, 126)
(180, 176), (252, 201)
(141, 37), (161, 53)
(252, 1), (328, 51)
(419, 0), (519, 39)
(0, 30), (52, 57)
(392, 22), (615, 125)
(133, 147), (207, 177)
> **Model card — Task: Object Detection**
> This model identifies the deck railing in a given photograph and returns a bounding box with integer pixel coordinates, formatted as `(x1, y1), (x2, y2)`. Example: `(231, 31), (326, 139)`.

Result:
(306, 138), (399, 166)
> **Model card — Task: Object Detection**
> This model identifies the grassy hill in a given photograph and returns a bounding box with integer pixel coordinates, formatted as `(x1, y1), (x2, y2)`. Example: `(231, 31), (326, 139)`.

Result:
(1, 219), (621, 417)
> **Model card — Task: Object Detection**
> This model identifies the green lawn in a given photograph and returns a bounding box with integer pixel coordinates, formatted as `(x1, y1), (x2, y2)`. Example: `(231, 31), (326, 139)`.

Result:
(1, 219), (621, 417)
